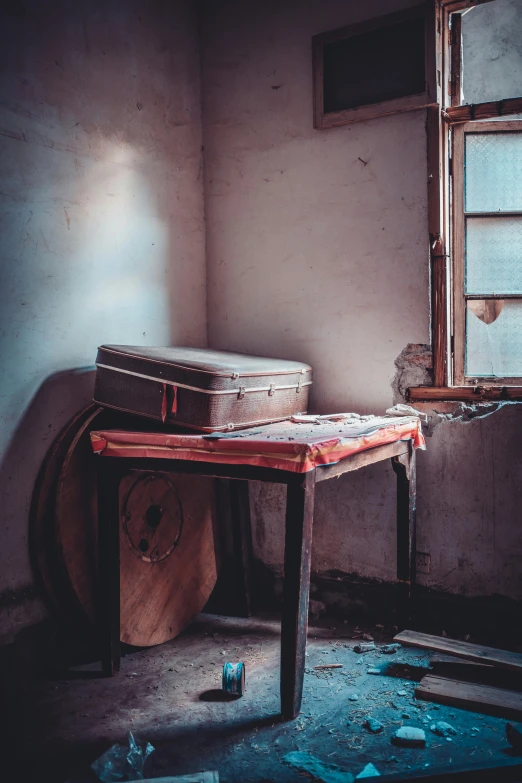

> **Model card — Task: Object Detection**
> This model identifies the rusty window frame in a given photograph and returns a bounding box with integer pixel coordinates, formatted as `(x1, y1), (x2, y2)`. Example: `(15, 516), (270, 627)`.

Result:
(409, 0), (522, 402)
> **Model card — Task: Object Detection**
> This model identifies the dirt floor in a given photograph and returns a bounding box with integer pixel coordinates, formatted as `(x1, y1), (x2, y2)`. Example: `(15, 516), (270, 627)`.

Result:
(6, 614), (522, 782)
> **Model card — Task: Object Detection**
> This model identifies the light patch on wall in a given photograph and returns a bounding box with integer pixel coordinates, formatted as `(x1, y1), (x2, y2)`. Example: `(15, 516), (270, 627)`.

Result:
(0, 134), (172, 455)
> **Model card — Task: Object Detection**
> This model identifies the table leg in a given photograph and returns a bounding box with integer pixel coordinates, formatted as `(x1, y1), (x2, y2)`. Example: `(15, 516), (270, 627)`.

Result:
(97, 458), (122, 676)
(229, 479), (254, 617)
(280, 471), (316, 720)
(393, 443), (417, 629)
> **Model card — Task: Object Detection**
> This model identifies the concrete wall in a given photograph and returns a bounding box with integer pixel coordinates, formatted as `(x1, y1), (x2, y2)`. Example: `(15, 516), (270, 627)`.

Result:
(201, 0), (522, 601)
(0, 0), (206, 635)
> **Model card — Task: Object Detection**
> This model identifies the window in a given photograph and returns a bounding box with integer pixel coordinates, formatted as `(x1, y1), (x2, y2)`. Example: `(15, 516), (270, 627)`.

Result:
(409, 0), (522, 403)
(313, 4), (438, 129)
(453, 121), (522, 385)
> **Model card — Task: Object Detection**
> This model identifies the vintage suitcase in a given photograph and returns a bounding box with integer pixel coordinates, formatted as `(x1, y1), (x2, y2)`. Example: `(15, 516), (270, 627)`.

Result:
(94, 345), (312, 431)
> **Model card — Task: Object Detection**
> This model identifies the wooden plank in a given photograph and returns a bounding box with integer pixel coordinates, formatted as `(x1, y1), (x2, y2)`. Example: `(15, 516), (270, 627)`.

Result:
(449, 13), (462, 106)
(98, 456), (296, 485)
(141, 774), (219, 783)
(315, 441), (408, 483)
(280, 471), (316, 720)
(447, 96), (522, 123)
(416, 674), (522, 719)
(395, 630), (522, 673)
(431, 656), (522, 691)
(408, 385), (522, 401)
(426, 102), (448, 388)
(452, 121), (466, 385)
(318, 92), (433, 130)
(442, 0), (495, 10)
(373, 759), (522, 783)
(312, 37), (324, 130)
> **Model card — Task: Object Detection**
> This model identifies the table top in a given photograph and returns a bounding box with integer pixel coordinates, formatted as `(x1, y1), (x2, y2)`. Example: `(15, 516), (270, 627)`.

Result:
(90, 413), (425, 474)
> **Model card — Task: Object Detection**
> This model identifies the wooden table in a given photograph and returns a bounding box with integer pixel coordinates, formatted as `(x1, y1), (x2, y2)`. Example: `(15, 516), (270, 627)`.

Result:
(92, 415), (423, 720)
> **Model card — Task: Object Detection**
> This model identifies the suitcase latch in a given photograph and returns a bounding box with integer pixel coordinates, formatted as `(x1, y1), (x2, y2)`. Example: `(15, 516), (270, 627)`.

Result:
(268, 384), (275, 396)
(238, 386), (246, 399)
(296, 377), (302, 393)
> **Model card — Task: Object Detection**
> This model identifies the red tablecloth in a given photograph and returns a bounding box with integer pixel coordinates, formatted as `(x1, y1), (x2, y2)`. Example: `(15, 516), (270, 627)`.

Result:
(90, 413), (425, 474)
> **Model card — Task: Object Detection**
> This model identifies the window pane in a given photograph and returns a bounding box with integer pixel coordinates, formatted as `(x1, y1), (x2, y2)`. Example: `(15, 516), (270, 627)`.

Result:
(466, 216), (522, 295)
(466, 299), (522, 377)
(461, 0), (522, 105)
(323, 17), (425, 114)
(465, 133), (522, 213)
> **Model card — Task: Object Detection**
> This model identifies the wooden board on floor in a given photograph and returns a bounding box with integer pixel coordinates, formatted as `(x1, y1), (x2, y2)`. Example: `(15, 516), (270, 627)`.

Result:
(395, 630), (522, 673)
(430, 655), (522, 692)
(140, 776), (218, 783)
(416, 674), (522, 720)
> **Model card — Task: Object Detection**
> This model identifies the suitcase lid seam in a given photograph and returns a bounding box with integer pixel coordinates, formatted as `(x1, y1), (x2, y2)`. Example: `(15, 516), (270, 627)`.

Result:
(97, 346), (312, 378)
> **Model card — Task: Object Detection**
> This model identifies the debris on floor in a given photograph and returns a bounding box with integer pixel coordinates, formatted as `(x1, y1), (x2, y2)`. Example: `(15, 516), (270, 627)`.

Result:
(391, 727), (427, 748)
(506, 722), (522, 750)
(430, 721), (458, 738)
(380, 643), (401, 654)
(354, 642), (376, 653)
(363, 717), (384, 733)
(397, 629), (522, 720)
(91, 731), (154, 782)
(221, 661), (245, 696)
(315, 663), (344, 670)
(355, 762), (381, 779)
(283, 751), (354, 783)
(13, 615), (519, 782)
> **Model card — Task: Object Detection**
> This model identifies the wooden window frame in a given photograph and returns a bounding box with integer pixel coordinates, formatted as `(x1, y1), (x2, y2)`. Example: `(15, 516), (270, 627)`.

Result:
(452, 120), (522, 387)
(312, 3), (439, 130)
(409, 0), (522, 403)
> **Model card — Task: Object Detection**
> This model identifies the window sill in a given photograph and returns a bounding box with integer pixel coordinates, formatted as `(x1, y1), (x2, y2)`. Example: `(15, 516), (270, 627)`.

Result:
(407, 386), (522, 402)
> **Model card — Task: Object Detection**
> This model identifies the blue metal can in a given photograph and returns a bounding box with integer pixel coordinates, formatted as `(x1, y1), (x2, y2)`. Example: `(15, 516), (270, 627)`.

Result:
(222, 661), (246, 696)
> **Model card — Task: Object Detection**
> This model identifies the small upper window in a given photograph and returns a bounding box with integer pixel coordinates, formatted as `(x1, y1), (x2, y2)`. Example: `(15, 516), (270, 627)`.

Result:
(313, 4), (437, 129)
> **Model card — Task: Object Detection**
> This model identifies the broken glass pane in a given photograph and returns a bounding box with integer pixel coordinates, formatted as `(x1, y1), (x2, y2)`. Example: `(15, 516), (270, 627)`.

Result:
(461, 0), (522, 105)
(466, 216), (522, 295)
(465, 133), (522, 213)
(466, 299), (522, 377)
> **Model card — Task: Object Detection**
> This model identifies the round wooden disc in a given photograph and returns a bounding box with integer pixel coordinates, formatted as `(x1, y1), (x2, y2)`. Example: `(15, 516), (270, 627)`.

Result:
(54, 411), (218, 647)
(29, 404), (98, 623)
(119, 471), (218, 647)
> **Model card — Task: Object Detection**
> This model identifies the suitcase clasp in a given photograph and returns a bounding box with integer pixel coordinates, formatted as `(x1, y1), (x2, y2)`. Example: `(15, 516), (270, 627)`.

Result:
(238, 386), (246, 399)
(268, 384), (275, 396)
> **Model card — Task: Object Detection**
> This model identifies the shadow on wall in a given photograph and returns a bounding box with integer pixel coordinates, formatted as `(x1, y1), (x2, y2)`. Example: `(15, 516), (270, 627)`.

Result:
(0, 367), (95, 636)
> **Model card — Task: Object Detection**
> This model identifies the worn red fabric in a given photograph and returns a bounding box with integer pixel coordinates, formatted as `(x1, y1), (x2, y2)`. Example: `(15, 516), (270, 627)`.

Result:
(90, 414), (425, 474)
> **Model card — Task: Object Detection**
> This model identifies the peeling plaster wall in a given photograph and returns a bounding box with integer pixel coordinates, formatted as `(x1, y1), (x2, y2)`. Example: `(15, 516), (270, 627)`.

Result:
(0, 0), (206, 636)
(202, 0), (522, 601)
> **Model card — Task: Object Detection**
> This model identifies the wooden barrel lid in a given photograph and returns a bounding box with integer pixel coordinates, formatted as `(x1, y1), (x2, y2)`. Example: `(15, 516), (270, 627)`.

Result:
(53, 407), (218, 646)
